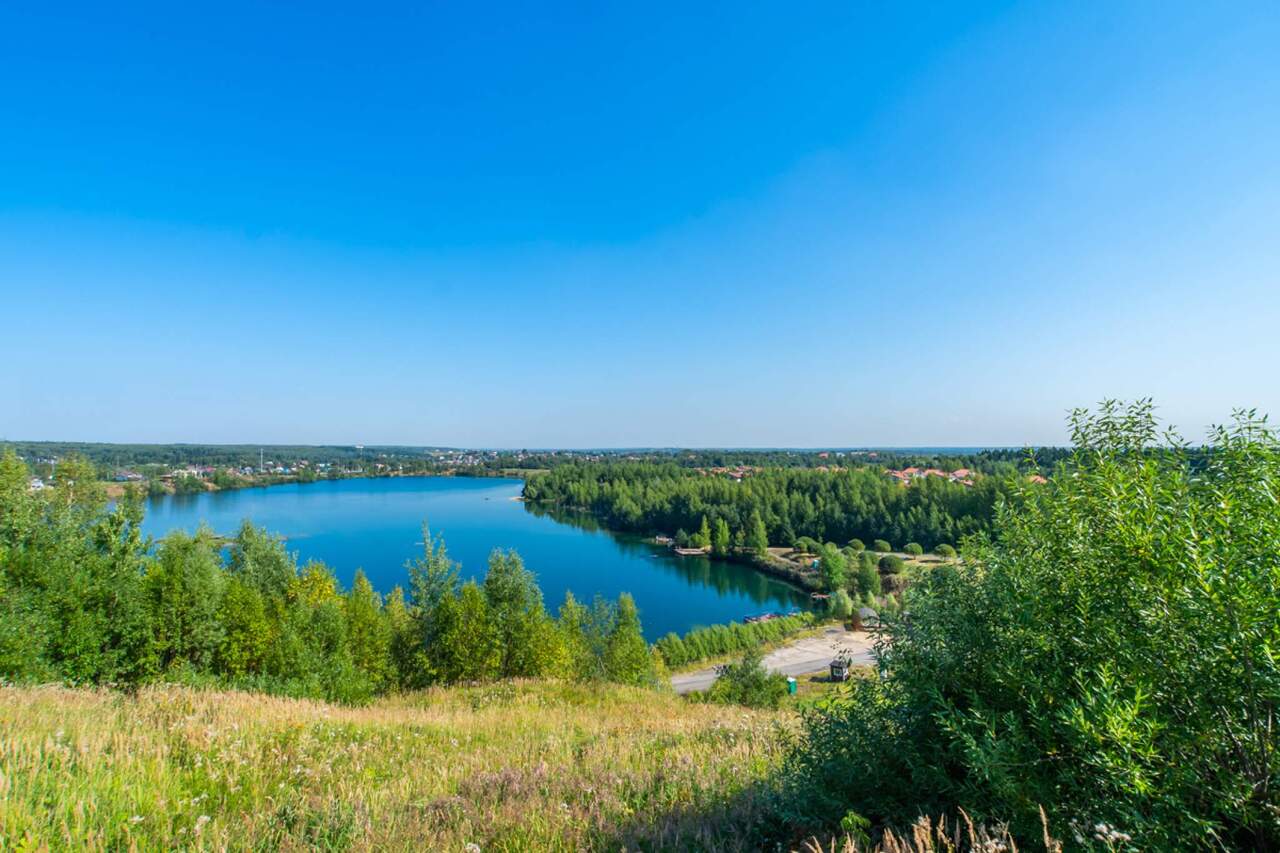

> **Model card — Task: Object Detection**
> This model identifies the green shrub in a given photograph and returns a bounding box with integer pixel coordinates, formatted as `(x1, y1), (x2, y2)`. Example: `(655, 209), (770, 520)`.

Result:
(780, 402), (1280, 848)
(846, 538), (865, 552)
(871, 539), (892, 553)
(700, 646), (788, 709)
(903, 542), (923, 556)
(933, 543), (956, 558)
(877, 555), (904, 575)
(827, 589), (854, 619)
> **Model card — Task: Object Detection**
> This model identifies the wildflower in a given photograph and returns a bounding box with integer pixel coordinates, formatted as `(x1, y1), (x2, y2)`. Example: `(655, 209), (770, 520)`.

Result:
(129, 816), (144, 824)
(464, 844), (481, 853)
(195, 815), (210, 833)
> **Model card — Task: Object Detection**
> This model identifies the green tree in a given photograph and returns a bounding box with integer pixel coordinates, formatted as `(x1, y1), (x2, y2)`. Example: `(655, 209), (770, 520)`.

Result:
(429, 581), (497, 683)
(604, 593), (652, 686)
(871, 539), (892, 553)
(934, 543), (956, 558)
(483, 549), (564, 678)
(746, 510), (769, 556)
(818, 544), (847, 592)
(903, 542), (923, 556)
(219, 577), (270, 677)
(846, 538), (865, 552)
(827, 588), (854, 619)
(345, 569), (391, 690)
(854, 557), (881, 598)
(147, 529), (225, 672)
(691, 516), (712, 550)
(711, 517), (731, 557)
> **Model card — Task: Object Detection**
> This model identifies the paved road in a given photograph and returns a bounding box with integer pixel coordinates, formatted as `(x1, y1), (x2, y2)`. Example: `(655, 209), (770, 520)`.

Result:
(670, 626), (877, 694)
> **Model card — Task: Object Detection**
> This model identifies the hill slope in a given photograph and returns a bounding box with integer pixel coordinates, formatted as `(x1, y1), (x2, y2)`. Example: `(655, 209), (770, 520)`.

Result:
(0, 682), (788, 851)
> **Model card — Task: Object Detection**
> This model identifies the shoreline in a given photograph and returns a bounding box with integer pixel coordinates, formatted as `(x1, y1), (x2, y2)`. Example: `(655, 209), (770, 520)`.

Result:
(529, 500), (823, 595)
(105, 468), (535, 499)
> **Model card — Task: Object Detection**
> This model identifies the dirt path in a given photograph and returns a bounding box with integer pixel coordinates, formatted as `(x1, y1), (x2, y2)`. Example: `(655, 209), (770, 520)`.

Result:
(670, 626), (877, 694)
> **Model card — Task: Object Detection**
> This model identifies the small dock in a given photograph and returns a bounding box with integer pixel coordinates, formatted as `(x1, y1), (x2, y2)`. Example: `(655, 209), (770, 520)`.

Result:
(672, 547), (707, 556)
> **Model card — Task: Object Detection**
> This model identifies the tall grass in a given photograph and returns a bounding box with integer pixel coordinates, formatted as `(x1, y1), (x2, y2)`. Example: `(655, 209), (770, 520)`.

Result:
(0, 681), (789, 851)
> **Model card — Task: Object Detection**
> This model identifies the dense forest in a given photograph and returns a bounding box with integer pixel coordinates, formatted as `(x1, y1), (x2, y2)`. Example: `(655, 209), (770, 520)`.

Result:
(523, 461), (1017, 550)
(0, 450), (660, 702)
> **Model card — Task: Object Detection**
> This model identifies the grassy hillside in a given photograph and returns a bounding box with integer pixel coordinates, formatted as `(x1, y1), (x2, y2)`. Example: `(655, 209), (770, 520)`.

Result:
(0, 681), (789, 851)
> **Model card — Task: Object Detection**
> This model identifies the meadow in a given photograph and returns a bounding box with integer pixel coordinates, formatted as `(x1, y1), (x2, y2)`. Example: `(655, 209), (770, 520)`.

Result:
(0, 681), (790, 851)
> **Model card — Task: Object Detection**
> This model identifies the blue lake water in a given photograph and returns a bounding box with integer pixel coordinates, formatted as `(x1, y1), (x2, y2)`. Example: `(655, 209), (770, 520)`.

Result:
(141, 476), (810, 640)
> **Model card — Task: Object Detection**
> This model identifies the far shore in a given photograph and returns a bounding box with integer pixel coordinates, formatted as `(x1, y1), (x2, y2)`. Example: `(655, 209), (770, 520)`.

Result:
(102, 468), (542, 499)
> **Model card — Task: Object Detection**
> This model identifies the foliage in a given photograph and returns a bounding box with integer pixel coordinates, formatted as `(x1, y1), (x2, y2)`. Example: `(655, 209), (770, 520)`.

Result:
(742, 510), (769, 556)
(604, 593), (656, 686)
(877, 555), (904, 575)
(871, 539), (892, 553)
(853, 555), (882, 598)
(524, 462), (1013, 553)
(934, 543), (956, 558)
(655, 612), (816, 669)
(0, 449), (654, 702)
(827, 589), (855, 619)
(819, 543), (848, 592)
(699, 646), (789, 709)
(903, 542), (923, 556)
(780, 402), (1280, 849)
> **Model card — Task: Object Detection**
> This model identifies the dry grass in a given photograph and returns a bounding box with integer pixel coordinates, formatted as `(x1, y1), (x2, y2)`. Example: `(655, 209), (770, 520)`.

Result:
(0, 681), (791, 851)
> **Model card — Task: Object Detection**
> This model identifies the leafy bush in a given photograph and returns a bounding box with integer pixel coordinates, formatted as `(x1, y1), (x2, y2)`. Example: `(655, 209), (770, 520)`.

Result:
(779, 402), (1280, 848)
(903, 542), (923, 556)
(827, 589), (854, 618)
(933, 543), (956, 558)
(871, 539), (892, 553)
(846, 538), (865, 552)
(699, 646), (788, 709)
(877, 555), (904, 575)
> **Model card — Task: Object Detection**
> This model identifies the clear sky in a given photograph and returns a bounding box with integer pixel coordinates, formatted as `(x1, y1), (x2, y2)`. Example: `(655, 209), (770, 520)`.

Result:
(2, 2), (1277, 447)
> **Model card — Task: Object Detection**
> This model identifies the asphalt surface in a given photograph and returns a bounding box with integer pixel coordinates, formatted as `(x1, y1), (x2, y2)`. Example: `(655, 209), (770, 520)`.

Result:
(670, 626), (876, 694)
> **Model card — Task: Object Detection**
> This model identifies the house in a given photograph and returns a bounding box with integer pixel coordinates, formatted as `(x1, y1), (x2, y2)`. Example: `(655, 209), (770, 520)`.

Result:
(829, 658), (852, 682)
(28, 477), (46, 492)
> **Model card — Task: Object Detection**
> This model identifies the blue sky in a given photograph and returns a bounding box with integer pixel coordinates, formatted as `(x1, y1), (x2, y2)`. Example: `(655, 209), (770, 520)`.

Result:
(2, 2), (1277, 447)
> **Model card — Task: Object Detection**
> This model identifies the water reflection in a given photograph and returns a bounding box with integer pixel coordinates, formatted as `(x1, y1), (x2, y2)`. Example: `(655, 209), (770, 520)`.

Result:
(524, 503), (812, 614)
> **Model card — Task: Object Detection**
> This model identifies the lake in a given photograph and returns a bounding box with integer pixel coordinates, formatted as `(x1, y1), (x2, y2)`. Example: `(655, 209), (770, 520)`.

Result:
(142, 476), (811, 640)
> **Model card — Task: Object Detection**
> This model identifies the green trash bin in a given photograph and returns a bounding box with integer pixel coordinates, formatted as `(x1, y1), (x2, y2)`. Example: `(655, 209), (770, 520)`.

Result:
(787, 677), (798, 695)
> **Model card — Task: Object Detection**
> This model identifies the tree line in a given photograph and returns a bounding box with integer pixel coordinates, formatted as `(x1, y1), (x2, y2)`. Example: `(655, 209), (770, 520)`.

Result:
(0, 451), (660, 703)
(654, 612), (816, 669)
(522, 461), (1015, 551)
